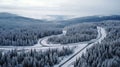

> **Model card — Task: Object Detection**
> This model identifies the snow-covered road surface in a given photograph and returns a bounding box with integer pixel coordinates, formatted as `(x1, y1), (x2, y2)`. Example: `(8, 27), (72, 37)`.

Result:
(0, 26), (107, 67)
(57, 27), (107, 67)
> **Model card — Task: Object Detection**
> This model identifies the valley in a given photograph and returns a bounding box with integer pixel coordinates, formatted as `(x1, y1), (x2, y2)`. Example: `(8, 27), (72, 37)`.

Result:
(0, 13), (120, 67)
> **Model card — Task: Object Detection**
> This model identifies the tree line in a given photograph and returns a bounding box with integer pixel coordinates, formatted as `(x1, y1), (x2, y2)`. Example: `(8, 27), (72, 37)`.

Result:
(48, 23), (98, 44)
(0, 26), (62, 46)
(74, 21), (120, 67)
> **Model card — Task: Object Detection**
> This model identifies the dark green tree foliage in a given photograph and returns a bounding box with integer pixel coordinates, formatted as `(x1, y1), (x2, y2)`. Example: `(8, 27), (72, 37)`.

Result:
(74, 21), (120, 67)
(0, 47), (73, 67)
(48, 23), (97, 44)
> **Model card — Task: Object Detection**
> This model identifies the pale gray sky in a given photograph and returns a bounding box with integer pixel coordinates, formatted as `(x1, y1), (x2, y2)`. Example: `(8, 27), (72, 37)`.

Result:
(0, 0), (120, 19)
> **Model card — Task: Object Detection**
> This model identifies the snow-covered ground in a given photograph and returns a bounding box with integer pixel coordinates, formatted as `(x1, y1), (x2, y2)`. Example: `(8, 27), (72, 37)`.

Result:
(0, 26), (107, 67)
(56, 27), (107, 67)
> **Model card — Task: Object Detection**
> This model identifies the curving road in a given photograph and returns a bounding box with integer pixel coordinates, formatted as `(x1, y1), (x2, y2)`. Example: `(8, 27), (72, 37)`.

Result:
(0, 26), (106, 67)
(32, 26), (106, 67)
(57, 27), (106, 67)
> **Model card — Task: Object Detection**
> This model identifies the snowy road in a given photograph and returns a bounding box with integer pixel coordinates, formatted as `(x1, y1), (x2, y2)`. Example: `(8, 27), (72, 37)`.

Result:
(57, 27), (106, 67)
(0, 26), (106, 67)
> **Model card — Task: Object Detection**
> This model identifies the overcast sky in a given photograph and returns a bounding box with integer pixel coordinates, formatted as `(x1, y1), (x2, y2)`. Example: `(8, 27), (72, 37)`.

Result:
(0, 0), (120, 19)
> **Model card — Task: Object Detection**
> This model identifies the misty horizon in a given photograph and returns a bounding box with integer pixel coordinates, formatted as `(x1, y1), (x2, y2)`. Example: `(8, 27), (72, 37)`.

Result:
(0, 0), (120, 19)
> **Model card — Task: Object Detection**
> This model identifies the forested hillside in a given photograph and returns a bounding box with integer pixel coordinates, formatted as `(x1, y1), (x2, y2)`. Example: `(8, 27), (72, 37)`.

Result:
(1, 13), (120, 46)
(60, 15), (120, 25)
(48, 23), (97, 44)
(0, 12), (120, 67)
(74, 21), (120, 67)
(0, 13), (62, 46)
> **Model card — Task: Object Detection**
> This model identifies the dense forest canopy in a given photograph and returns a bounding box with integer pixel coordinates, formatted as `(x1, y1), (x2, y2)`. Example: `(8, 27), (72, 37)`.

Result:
(1, 13), (120, 46)
(0, 12), (120, 67)
(48, 23), (97, 44)
(0, 13), (62, 46)
(0, 47), (73, 67)
(74, 21), (120, 67)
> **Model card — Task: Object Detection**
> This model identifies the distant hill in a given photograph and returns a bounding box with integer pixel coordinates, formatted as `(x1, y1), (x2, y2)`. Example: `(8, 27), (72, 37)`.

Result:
(0, 12), (47, 24)
(0, 12), (59, 28)
(1, 12), (120, 28)
(59, 15), (120, 25)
